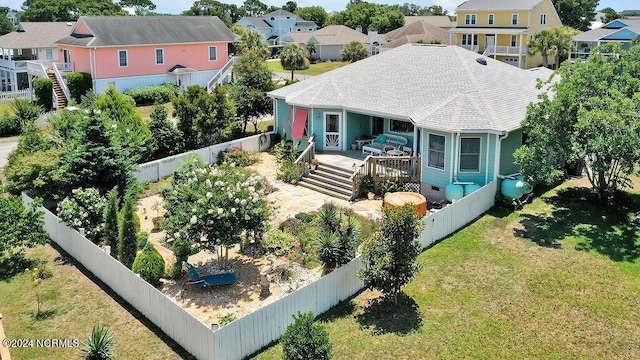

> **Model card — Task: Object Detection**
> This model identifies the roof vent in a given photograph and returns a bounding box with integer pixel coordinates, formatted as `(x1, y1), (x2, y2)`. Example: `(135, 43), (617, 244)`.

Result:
(476, 58), (487, 65)
(66, 22), (73, 26)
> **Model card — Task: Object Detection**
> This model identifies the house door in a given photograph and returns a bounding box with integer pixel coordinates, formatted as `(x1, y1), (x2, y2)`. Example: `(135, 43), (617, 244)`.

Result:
(324, 113), (341, 150)
(485, 35), (495, 51)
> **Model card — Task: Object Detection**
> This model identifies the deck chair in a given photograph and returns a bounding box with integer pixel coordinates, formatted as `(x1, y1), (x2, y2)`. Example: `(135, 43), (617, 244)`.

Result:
(184, 263), (236, 288)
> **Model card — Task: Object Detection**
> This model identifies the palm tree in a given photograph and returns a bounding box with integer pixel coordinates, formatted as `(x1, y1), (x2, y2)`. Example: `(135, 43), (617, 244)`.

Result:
(81, 325), (115, 360)
(551, 26), (581, 68)
(280, 44), (309, 81)
(528, 29), (556, 68)
(306, 41), (317, 57)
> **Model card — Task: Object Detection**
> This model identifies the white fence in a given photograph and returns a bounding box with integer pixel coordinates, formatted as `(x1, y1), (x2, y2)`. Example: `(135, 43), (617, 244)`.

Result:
(24, 181), (496, 360)
(135, 132), (272, 183)
(418, 181), (497, 248)
(0, 89), (29, 102)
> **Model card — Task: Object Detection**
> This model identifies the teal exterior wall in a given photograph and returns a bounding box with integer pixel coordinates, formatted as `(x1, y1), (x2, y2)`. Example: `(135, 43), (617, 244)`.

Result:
(455, 132), (494, 186)
(275, 98), (290, 137)
(420, 130), (453, 189)
(499, 128), (524, 176)
(346, 112), (370, 147)
(486, 133), (497, 182)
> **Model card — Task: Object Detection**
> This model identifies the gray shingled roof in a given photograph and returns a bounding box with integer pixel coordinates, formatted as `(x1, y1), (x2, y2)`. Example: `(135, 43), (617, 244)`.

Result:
(383, 20), (450, 46)
(56, 16), (236, 47)
(269, 44), (553, 133)
(0, 22), (75, 49)
(573, 19), (640, 41)
(310, 25), (367, 45)
(458, 0), (542, 11)
(243, 17), (272, 29)
(296, 20), (317, 27)
(265, 9), (297, 18)
(404, 16), (455, 29)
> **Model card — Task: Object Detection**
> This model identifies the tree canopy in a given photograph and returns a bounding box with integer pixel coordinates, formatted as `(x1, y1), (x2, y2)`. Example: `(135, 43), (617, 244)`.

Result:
(280, 43), (309, 81)
(0, 15), (13, 35)
(296, 6), (328, 28)
(528, 26), (580, 68)
(231, 51), (274, 134)
(330, 1), (405, 33)
(514, 44), (640, 200)
(20, 0), (127, 22)
(342, 41), (368, 62)
(182, 0), (244, 26)
(552, 0), (598, 31)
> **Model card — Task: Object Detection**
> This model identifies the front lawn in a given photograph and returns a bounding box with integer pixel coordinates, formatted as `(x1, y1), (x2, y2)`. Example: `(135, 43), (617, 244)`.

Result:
(0, 244), (191, 359)
(135, 102), (174, 122)
(267, 61), (349, 76)
(252, 178), (640, 359)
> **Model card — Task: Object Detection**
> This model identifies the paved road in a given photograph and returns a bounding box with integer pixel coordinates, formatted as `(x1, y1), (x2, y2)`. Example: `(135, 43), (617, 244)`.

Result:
(0, 135), (18, 167)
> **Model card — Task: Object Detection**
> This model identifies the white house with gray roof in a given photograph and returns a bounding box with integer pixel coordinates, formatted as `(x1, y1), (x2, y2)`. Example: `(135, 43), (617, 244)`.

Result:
(281, 25), (368, 60)
(236, 9), (317, 47)
(268, 44), (552, 199)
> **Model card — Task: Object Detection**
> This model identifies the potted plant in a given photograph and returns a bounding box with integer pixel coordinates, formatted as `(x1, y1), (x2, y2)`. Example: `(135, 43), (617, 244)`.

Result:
(310, 158), (319, 171)
(351, 142), (358, 150)
(172, 238), (191, 264)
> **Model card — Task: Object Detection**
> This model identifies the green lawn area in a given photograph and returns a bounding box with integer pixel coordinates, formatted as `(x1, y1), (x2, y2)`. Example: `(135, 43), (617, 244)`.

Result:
(0, 244), (192, 359)
(266, 60), (349, 76)
(252, 177), (640, 359)
(135, 102), (174, 122)
(0, 102), (14, 114)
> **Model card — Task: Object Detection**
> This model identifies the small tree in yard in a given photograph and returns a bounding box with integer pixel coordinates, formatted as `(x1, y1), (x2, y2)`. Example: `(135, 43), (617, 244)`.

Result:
(57, 187), (107, 243)
(514, 44), (640, 201)
(280, 43), (309, 81)
(359, 204), (422, 304)
(341, 41), (368, 62)
(281, 311), (332, 360)
(103, 188), (119, 256)
(33, 77), (53, 112)
(118, 198), (138, 268)
(132, 243), (165, 286)
(162, 158), (270, 270)
(231, 52), (274, 135)
(306, 41), (316, 57)
(148, 103), (182, 160)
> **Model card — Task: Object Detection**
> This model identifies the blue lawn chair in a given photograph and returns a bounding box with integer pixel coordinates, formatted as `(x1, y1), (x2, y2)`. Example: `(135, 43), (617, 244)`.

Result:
(184, 263), (236, 288)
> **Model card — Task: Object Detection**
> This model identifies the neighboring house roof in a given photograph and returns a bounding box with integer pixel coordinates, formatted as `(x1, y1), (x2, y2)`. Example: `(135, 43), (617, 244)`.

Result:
(265, 9), (297, 18)
(573, 19), (640, 41)
(0, 22), (75, 49)
(242, 17), (272, 29)
(296, 20), (317, 27)
(404, 16), (456, 29)
(56, 16), (236, 47)
(269, 44), (553, 133)
(621, 10), (640, 15)
(382, 20), (450, 47)
(310, 25), (367, 45)
(457, 0), (543, 11)
(282, 32), (314, 44)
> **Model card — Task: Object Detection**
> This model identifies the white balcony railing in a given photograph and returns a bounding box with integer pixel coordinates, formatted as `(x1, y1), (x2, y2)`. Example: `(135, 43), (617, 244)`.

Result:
(456, 44), (480, 53)
(484, 45), (527, 55)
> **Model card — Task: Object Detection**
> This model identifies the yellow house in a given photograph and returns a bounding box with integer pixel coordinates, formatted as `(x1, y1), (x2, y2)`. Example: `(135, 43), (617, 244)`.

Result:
(449, 0), (562, 68)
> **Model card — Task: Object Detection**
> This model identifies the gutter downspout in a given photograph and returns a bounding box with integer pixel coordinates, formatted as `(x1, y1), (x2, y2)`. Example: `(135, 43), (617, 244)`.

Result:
(494, 131), (509, 181)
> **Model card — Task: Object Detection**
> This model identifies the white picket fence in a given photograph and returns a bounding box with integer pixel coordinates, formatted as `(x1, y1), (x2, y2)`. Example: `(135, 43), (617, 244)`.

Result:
(0, 89), (30, 102)
(23, 180), (496, 360)
(135, 132), (272, 183)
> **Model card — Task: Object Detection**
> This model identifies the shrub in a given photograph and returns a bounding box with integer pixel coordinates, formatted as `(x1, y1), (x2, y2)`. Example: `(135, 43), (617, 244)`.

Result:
(81, 324), (115, 360)
(103, 188), (119, 255)
(148, 103), (182, 160)
(66, 72), (93, 103)
(218, 147), (260, 167)
(124, 84), (179, 106)
(132, 243), (165, 286)
(0, 111), (21, 136)
(278, 217), (303, 235)
(172, 238), (191, 258)
(294, 212), (314, 224)
(263, 229), (296, 256)
(317, 203), (340, 234)
(281, 311), (332, 360)
(166, 261), (183, 279)
(57, 187), (108, 243)
(11, 98), (41, 123)
(317, 232), (340, 269)
(218, 313), (237, 326)
(357, 174), (374, 197)
(118, 198), (138, 269)
(33, 77), (53, 111)
(35, 264), (53, 280)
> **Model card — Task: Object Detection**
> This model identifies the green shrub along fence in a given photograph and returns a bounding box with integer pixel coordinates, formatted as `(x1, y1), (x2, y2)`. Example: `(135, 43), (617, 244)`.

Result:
(67, 72), (93, 103)
(33, 77), (53, 111)
(124, 84), (179, 106)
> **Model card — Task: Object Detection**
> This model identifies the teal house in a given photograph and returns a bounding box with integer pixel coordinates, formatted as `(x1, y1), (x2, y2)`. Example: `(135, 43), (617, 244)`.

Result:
(571, 19), (640, 60)
(267, 44), (552, 200)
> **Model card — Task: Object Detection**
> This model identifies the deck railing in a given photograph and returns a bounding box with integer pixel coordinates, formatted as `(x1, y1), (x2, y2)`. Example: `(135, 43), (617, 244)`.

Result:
(294, 135), (315, 180)
(0, 89), (30, 102)
(349, 155), (372, 200)
(207, 56), (238, 92)
(53, 63), (71, 102)
(367, 156), (421, 192)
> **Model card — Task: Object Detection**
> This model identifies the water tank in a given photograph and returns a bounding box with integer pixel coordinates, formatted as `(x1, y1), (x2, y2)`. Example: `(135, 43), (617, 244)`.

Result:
(445, 184), (464, 202)
(464, 183), (481, 196)
(501, 179), (525, 199)
(516, 175), (534, 194)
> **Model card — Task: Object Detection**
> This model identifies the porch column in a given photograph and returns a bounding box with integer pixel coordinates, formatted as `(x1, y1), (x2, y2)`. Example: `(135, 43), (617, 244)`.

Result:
(342, 108), (347, 151)
(519, 33), (524, 68)
(413, 125), (418, 155)
(493, 33), (497, 57)
(310, 107), (314, 137)
(10, 71), (17, 92)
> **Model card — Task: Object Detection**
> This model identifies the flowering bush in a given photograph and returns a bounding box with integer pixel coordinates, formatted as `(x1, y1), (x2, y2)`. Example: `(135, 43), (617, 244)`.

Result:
(218, 147), (261, 167)
(57, 187), (107, 243)
(162, 158), (270, 269)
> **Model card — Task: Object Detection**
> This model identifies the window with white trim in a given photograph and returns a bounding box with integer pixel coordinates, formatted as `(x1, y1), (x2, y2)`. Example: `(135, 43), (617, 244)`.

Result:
(462, 34), (479, 46)
(540, 13), (547, 25)
(428, 134), (446, 170)
(465, 14), (477, 25)
(155, 48), (164, 65)
(459, 137), (481, 172)
(208, 46), (217, 61)
(118, 50), (127, 67)
(488, 14), (494, 25)
(511, 35), (517, 47)
(512, 14), (519, 25)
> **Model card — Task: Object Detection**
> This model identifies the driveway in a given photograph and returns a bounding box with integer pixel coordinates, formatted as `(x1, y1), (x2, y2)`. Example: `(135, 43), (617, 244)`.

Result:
(0, 136), (18, 167)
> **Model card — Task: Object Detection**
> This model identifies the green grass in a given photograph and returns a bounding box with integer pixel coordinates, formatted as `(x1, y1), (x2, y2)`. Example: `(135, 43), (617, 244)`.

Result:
(0, 244), (192, 359)
(252, 178), (640, 359)
(266, 61), (349, 76)
(0, 102), (14, 114)
(135, 102), (174, 122)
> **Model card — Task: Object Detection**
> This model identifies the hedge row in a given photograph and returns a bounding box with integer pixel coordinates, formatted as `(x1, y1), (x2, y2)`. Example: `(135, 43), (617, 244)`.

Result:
(123, 84), (179, 106)
(67, 72), (93, 103)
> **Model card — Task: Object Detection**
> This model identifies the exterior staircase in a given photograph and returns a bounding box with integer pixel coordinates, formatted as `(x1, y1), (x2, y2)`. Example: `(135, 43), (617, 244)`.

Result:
(297, 163), (354, 201)
(47, 70), (67, 109)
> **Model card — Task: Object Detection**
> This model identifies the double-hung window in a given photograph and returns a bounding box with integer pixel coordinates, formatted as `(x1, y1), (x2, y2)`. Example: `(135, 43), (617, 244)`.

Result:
(459, 138), (481, 172)
(488, 14), (494, 25)
(428, 134), (446, 170)
(465, 14), (477, 25)
(208, 46), (217, 61)
(512, 14), (519, 25)
(155, 48), (164, 65)
(118, 50), (128, 67)
(511, 35), (517, 47)
(540, 13), (547, 25)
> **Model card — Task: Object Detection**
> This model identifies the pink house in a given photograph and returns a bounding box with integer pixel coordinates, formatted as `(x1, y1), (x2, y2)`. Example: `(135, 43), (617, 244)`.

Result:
(55, 16), (238, 93)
